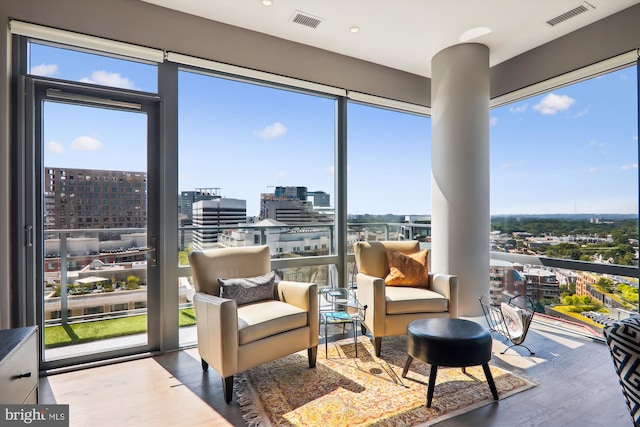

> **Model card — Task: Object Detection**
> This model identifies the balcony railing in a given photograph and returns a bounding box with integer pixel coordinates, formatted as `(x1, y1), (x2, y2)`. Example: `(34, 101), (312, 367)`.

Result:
(43, 221), (638, 352)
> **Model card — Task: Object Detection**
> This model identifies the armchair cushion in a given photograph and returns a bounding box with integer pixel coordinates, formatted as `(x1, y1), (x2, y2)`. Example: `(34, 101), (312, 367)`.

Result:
(355, 240), (421, 278)
(385, 286), (449, 314)
(385, 249), (430, 287)
(237, 300), (307, 345)
(218, 271), (276, 306)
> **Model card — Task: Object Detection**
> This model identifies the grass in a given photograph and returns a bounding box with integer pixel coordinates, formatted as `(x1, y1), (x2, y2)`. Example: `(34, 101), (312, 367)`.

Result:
(45, 308), (197, 348)
(551, 305), (606, 328)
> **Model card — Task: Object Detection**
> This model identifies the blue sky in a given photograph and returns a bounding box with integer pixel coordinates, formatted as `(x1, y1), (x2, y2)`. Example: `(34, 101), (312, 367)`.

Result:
(32, 43), (638, 217)
(490, 70), (638, 215)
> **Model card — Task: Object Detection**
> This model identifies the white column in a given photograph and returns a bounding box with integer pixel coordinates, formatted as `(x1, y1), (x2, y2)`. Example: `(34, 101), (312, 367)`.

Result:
(431, 43), (490, 316)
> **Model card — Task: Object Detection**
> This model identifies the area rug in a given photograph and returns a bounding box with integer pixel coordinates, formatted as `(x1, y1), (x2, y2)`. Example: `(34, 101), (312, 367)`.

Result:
(235, 335), (537, 427)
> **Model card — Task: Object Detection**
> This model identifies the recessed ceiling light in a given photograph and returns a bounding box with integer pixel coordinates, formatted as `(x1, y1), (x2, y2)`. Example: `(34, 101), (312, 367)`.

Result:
(262, 0), (273, 6)
(350, 26), (360, 34)
(459, 27), (492, 43)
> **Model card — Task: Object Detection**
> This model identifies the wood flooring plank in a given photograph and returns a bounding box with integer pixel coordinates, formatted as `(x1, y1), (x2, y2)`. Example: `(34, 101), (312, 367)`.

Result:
(40, 321), (631, 427)
(42, 357), (237, 427)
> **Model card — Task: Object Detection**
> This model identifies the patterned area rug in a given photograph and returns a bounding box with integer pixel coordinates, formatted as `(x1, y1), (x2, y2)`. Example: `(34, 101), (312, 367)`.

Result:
(235, 335), (537, 427)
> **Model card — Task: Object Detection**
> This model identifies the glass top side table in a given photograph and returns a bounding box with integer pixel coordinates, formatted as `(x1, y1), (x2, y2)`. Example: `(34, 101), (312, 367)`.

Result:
(320, 287), (367, 357)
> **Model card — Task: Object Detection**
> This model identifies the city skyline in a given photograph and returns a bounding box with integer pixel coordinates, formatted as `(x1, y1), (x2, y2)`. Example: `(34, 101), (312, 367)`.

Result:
(32, 42), (638, 217)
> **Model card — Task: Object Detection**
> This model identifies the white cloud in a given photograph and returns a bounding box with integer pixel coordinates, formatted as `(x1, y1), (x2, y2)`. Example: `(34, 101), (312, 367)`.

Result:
(588, 167), (598, 173)
(80, 71), (136, 89)
(47, 140), (64, 153)
(509, 104), (527, 113)
(31, 64), (58, 77)
(633, 135), (638, 141)
(490, 116), (498, 127)
(254, 122), (287, 140)
(533, 93), (575, 115)
(273, 171), (285, 179)
(500, 162), (512, 169)
(71, 136), (102, 151)
(588, 139), (604, 147)
(572, 107), (590, 118)
(621, 163), (638, 171)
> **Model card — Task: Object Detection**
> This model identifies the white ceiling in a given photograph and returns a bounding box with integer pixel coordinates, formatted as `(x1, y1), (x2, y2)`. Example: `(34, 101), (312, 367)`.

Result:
(141, 0), (639, 78)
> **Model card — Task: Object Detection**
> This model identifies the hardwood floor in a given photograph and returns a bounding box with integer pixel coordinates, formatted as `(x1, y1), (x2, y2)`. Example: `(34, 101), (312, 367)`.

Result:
(39, 348), (243, 427)
(39, 319), (630, 427)
(434, 321), (630, 427)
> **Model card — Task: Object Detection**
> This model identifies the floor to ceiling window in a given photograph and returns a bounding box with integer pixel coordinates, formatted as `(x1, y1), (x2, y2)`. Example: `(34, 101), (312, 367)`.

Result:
(346, 103), (431, 285)
(177, 69), (337, 346)
(489, 64), (638, 332)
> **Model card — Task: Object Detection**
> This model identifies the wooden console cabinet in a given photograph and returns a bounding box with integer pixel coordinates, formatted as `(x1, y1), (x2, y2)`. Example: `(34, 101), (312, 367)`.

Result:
(0, 326), (39, 404)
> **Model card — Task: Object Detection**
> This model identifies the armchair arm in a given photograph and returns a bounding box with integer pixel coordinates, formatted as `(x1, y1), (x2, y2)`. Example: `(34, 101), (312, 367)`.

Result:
(193, 292), (239, 377)
(355, 272), (387, 336)
(277, 281), (319, 346)
(429, 273), (459, 318)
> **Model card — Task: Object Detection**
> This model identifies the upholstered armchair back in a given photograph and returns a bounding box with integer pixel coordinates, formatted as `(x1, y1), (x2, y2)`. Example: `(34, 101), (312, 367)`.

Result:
(189, 245), (271, 296)
(354, 240), (421, 278)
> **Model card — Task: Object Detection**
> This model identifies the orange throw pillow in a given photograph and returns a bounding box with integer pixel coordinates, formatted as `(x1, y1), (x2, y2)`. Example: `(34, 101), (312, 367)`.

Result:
(384, 249), (429, 287)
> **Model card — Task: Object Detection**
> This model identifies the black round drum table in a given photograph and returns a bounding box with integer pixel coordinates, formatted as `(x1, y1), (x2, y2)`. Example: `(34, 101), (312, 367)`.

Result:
(401, 318), (499, 408)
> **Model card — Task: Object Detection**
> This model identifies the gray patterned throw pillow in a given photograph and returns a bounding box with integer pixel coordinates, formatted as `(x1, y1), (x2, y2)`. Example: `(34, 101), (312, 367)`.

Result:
(218, 271), (276, 306)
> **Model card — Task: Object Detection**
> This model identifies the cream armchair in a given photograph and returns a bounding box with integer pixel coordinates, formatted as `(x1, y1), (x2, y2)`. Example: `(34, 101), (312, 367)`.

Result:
(189, 245), (318, 403)
(354, 240), (458, 357)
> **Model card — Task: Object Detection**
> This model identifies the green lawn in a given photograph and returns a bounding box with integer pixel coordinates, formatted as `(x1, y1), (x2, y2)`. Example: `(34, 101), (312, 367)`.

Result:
(45, 308), (197, 348)
(551, 305), (606, 328)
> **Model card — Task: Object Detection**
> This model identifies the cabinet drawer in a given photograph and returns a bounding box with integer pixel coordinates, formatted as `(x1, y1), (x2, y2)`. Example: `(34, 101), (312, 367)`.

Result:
(0, 329), (38, 404)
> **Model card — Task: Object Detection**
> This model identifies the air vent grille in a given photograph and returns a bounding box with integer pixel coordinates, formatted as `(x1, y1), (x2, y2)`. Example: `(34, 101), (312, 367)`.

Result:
(546, 2), (594, 27)
(291, 11), (323, 29)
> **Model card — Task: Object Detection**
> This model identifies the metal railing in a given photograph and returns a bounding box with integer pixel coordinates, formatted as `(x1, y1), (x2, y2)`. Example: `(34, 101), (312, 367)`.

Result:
(490, 251), (639, 277)
(44, 221), (638, 336)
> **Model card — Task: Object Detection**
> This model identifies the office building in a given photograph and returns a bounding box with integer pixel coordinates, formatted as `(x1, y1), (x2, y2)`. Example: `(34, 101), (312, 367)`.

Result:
(192, 198), (247, 250)
(178, 188), (220, 220)
(178, 188), (221, 250)
(261, 186), (334, 225)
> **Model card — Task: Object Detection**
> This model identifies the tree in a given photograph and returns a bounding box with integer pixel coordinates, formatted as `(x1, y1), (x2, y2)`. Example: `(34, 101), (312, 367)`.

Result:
(546, 243), (581, 260)
(612, 231), (629, 246)
(595, 277), (614, 293)
(579, 295), (593, 305)
(559, 282), (576, 297)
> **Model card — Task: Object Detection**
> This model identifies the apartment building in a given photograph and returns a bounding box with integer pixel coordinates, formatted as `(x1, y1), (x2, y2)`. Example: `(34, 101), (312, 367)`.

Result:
(489, 259), (526, 304)
(44, 167), (146, 230)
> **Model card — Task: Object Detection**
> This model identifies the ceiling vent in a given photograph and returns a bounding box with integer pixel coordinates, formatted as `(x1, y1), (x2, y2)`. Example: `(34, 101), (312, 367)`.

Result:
(546, 2), (595, 27)
(290, 11), (323, 29)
